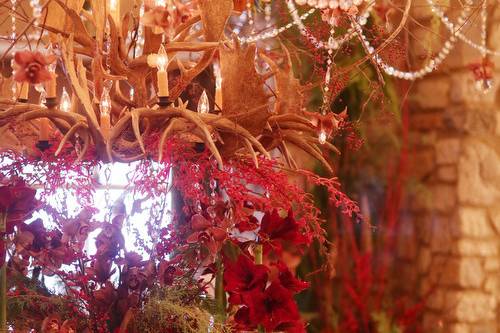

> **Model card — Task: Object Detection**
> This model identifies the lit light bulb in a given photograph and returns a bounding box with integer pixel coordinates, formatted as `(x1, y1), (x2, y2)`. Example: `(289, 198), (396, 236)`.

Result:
(129, 87), (135, 101)
(197, 90), (209, 114)
(156, 44), (168, 72)
(100, 88), (112, 116)
(155, 0), (166, 6)
(39, 89), (46, 106)
(110, 0), (118, 11)
(60, 88), (71, 112)
(318, 129), (327, 145)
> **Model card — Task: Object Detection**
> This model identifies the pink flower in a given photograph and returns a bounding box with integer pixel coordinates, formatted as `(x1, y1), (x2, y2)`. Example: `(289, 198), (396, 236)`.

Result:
(13, 51), (56, 84)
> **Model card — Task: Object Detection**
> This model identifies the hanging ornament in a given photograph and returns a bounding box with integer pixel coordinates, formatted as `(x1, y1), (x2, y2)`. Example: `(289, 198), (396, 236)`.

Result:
(318, 129), (327, 145)
(197, 90), (210, 114)
(247, 0), (254, 27)
(469, 58), (494, 94)
(263, 0), (272, 28)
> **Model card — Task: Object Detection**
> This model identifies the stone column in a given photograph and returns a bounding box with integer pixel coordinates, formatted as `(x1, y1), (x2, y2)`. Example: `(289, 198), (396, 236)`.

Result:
(395, 3), (500, 333)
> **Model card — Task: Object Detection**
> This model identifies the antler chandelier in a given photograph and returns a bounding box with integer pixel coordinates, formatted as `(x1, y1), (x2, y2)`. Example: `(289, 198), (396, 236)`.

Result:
(0, 0), (345, 173)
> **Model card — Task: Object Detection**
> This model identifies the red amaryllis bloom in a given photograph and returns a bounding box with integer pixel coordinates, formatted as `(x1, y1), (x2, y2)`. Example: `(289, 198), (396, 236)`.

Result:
(275, 261), (309, 293)
(235, 215), (259, 232)
(239, 282), (304, 332)
(0, 181), (38, 234)
(259, 210), (311, 254)
(13, 51), (56, 84)
(224, 254), (268, 304)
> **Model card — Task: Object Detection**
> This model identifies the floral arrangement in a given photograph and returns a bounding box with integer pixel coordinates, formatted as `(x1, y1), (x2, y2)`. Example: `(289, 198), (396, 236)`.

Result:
(0, 0), (425, 331)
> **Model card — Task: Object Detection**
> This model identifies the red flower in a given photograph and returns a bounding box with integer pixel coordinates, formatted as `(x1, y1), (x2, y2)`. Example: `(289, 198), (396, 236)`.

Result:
(235, 215), (259, 232)
(13, 51), (56, 84)
(141, 0), (194, 36)
(469, 58), (494, 80)
(158, 260), (179, 286)
(239, 282), (304, 332)
(275, 261), (309, 293)
(0, 181), (38, 234)
(304, 109), (345, 138)
(259, 210), (311, 254)
(224, 254), (268, 304)
(186, 214), (227, 256)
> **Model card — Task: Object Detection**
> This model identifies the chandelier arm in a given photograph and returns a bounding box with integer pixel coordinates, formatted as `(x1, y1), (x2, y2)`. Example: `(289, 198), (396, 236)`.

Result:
(210, 119), (270, 159)
(54, 122), (88, 156)
(108, 15), (131, 76)
(282, 134), (333, 174)
(174, 14), (201, 39)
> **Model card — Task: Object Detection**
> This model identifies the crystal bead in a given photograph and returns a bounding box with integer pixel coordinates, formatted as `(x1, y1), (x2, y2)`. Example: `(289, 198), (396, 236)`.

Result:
(318, 130), (327, 144)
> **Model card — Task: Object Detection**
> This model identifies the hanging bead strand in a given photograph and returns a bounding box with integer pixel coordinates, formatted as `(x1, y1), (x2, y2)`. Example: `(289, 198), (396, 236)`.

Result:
(30, 0), (42, 28)
(264, 0), (272, 28)
(10, 0), (17, 101)
(319, 22), (335, 145)
(247, 0), (254, 30)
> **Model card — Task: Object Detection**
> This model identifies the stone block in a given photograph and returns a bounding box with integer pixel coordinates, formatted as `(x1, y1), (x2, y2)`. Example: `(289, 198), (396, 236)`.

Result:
(484, 257), (499, 272)
(454, 291), (496, 322)
(458, 207), (492, 238)
(432, 185), (457, 213)
(457, 239), (499, 257)
(450, 323), (470, 333)
(484, 276), (499, 299)
(469, 322), (497, 333)
(458, 139), (500, 205)
(488, 206), (500, 235)
(409, 149), (435, 180)
(437, 166), (457, 182)
(458, 257), (484, 288)
(436, 138), (461, 165)
(411, 76), (450, 110)
(418, 246), (432, 274)
(430, 216), (458, 253)
(410, 112), (443, 132)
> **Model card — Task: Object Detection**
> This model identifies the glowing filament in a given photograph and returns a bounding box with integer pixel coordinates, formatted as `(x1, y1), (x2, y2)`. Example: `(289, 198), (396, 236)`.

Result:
(60, 88), (71, 112)
(100, 88), (112, 116)
(156, 45), (168, 72)
(318, 129), (327, 145)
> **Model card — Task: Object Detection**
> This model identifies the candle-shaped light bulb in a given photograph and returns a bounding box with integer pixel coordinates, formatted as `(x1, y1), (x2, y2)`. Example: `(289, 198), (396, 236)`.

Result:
(156, 45), (169, 97)
(214, 63), (223, 108)
(39, 89), (46, 106)
(318, 129), (327, 145)
(100, 88), (112, 141)
(60, 88), (71, 112)
(38, 89), (50, 141)
(130, 87), (135, 101)
(100, 88), (112, 116)
(46, 45), (57, 99)
(156, 45), (168, 72)
(197, 90), (209, 114)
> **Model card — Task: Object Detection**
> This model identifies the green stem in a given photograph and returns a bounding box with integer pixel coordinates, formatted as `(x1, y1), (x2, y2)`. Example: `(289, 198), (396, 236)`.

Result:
(214, 256), (226, 320)
(254, 243), (263, 265)
(0, 262), (5, 333)
(255, 244), (264, 332)
(0, 212), (7, 333)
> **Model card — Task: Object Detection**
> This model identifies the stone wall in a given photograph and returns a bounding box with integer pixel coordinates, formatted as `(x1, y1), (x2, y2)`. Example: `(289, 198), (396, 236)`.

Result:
(395, 3), (500, 332)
